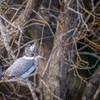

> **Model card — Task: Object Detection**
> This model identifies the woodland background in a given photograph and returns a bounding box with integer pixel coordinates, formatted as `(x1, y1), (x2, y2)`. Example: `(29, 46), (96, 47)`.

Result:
(0, 0), (100, 100)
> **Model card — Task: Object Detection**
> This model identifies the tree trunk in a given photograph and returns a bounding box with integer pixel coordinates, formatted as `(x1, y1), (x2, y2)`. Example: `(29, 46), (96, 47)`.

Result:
(41, 0), (78, 99)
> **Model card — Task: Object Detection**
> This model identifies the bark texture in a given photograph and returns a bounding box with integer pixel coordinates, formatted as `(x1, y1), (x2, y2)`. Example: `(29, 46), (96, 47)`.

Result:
(15, 0), (43, 26)
(38, 0), (78, 99)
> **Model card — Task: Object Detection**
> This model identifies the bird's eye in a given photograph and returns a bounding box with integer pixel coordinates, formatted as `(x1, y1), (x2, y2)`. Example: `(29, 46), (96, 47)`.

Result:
(31, 54), (34, 56)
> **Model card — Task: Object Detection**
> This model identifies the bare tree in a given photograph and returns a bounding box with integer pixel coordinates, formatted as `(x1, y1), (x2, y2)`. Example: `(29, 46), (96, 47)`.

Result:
(0, 0), (100, 100)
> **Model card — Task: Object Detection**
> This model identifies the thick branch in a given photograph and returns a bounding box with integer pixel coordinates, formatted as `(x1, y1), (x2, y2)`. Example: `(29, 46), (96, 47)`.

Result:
(82, 65), (100, 100)
(15, 0), (43, 26)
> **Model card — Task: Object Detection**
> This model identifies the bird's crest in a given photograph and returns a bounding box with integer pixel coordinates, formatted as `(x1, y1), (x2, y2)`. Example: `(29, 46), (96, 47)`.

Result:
(24, 43), (38, 57)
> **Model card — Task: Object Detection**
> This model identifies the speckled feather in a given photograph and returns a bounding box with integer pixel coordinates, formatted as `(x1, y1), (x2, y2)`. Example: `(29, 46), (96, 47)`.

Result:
(0, 43), (39, 79)
(5, 57), (37, 78)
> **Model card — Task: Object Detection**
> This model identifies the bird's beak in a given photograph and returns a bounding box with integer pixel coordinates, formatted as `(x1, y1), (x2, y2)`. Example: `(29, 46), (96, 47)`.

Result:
(37, 55), (46, 60)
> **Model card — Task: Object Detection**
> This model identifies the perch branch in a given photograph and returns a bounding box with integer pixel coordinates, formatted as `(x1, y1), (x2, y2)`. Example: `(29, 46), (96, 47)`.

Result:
(26, 78), (38, 100)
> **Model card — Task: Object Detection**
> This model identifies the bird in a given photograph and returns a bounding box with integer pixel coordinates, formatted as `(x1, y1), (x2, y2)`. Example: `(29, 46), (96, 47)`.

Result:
(0, 43), (45, 79)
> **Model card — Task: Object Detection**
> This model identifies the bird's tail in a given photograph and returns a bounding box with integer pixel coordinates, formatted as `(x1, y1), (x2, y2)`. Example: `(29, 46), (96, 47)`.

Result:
(0, 72), (5, 77)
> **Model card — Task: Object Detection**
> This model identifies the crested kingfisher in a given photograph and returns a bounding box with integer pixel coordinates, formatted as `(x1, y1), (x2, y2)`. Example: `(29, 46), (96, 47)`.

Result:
(0, 43), (45, 79)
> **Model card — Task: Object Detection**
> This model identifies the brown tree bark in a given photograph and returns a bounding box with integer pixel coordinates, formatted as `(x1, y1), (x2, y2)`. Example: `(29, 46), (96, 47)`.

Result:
(15, 0), (43, 26)
(38, 0), (78, 99)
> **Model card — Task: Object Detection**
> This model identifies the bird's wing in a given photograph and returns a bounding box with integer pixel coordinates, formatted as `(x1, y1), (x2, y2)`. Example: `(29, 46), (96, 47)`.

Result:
(5, 57), (37, 77)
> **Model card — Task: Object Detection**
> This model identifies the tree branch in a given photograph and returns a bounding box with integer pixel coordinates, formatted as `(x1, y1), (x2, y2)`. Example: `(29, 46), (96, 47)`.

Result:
(0, 19), (16, 59)
(15, 0), (43, 27)
(26, 78), (39, 100)
(82, 65), (100, 100)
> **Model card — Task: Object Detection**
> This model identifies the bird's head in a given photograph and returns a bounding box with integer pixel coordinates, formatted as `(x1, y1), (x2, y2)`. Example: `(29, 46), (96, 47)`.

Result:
(24, 43), (45, 60)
